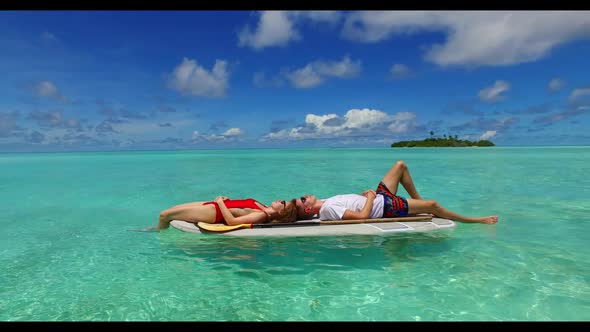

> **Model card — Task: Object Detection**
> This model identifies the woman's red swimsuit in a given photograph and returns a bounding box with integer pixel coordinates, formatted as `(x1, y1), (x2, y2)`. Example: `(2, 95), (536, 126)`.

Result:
(203, 198), (267, 223)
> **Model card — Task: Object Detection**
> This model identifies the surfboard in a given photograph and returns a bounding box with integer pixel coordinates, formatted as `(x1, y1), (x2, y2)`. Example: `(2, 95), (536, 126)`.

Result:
(169, 216), (456, 237)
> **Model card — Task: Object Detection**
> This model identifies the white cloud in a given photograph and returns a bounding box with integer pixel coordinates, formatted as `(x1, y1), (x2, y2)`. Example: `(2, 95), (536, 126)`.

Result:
(342, 11), (590, 67)
(305, 113), (337, 126)
(32, 80), (67, 103)
(238, 11), (341, 49)
(391, 112), (416, 121)
(261, 108), (417, 141)
(285, 64), (323, 88)
(480, 130), (497, 140)
(284, 56), (361, 89)
(478, 80), (510, 103)
(167, 57), (228, 98)
(223, 128), (242, 136)
(548, 78), (565, 92)
(314, 56), (361, 78)
(343, 108), (390, 129)
(388, 112), (416, 133)
(569, 88), (590, 101)
(238, 11), (300, 49)
(192, 128), (243, 142)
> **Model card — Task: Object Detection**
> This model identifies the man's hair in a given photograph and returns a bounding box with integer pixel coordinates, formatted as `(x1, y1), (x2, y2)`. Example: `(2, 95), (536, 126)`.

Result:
(295, 199), (315, 220)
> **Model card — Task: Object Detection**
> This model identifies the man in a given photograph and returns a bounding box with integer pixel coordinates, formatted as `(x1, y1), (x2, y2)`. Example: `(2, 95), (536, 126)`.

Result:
(295, 160), (498, 224)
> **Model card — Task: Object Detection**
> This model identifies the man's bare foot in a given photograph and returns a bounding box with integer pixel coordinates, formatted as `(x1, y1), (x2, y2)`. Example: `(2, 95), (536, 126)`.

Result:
(479, 216), (498, 224)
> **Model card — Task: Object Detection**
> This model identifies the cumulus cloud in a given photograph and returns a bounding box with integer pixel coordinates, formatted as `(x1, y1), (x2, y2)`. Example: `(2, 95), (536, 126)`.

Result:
(313, 56), (362, 78)
(389, 112), (417, 133)
(284, 56), (362, 88)
(239, 11), (300, 49)
(223, 128), (242, 136)
(478, 80), (510, 103)
(548, 78), (565, 92)
(342, 11), (590, 67)
(167, 57), (229, 97)
(480, 130), (497, 140)
(285, 65), (323, 88)
(32, 81), (68, 103)
(238, 11), (341, 49)
(261, 108), (417, 141)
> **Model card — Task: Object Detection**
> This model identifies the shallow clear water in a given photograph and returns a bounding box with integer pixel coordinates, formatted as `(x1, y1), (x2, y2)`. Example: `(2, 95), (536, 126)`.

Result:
(0, 147), (588, 321)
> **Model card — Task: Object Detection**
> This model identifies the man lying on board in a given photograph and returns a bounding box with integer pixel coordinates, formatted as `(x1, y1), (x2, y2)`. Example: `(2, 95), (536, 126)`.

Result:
(294, 160), (498, 224)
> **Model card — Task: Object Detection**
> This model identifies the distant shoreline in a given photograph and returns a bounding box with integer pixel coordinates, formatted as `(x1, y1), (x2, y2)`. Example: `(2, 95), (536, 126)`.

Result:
(6, 145), (590, 154)
(391, 137), (495, 148)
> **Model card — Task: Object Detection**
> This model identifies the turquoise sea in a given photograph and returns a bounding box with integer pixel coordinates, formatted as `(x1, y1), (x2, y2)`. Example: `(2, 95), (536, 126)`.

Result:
(0, 147), (588, 321)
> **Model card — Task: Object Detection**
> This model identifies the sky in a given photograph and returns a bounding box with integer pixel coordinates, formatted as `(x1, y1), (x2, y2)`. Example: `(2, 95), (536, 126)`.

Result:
(1, 10), (590, 152)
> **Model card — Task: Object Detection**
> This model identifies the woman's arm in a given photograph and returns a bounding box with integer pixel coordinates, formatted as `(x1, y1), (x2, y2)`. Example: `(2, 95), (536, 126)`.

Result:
(215, 197), (267, 225)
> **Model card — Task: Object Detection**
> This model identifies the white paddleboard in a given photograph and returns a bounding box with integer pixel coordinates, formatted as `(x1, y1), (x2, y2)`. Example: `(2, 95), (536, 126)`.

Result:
(170, 217), (456, 237)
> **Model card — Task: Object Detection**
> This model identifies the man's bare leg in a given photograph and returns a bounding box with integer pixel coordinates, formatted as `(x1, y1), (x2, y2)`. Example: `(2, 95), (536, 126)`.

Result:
(380, 160), (423, 199)
(406, 198), (498, 224)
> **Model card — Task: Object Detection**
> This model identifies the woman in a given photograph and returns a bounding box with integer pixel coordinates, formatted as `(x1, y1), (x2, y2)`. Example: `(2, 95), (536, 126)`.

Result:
(157, 196), (298, 230)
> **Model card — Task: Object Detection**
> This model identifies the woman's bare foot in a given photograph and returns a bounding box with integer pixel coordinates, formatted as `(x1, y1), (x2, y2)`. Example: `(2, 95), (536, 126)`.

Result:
(478, 216), (498, 224)
(133, 226), (158, 232)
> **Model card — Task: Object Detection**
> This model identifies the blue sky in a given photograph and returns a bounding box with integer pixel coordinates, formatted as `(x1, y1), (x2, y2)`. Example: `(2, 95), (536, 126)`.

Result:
(1, 10), (590, 151)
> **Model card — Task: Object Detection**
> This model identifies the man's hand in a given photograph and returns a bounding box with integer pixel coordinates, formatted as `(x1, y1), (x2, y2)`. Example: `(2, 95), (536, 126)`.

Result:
(361, 189), (376, 199)
(343, 190), (376, 220)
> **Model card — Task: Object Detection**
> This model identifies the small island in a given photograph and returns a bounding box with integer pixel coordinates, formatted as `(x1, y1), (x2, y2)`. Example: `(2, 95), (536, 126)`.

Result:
(391, 132), (495, 148)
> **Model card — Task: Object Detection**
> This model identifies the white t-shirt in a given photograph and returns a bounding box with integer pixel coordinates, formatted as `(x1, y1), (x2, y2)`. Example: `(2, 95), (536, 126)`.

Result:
(318, 194), (384, 221)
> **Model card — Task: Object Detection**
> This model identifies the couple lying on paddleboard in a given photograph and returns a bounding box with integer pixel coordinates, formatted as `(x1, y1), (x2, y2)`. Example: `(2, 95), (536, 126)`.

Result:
(151, 160), (498, 231)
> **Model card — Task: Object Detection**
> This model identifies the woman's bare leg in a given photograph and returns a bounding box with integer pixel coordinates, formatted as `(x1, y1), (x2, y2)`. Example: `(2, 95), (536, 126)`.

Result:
(406, 198), (498, 224)
(157, 202), (218, 229)
(380, 160), (423, 199)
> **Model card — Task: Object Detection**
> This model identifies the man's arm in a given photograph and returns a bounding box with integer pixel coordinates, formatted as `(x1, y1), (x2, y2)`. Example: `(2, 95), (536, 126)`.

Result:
(341, 190), (376, 220)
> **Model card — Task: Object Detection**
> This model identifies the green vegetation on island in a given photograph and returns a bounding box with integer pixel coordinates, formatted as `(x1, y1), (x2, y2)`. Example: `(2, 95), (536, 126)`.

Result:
(391, 131), (495, 148)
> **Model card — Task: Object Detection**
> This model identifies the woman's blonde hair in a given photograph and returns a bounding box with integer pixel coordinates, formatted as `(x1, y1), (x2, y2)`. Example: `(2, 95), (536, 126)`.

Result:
(270, 198), (298, 224)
